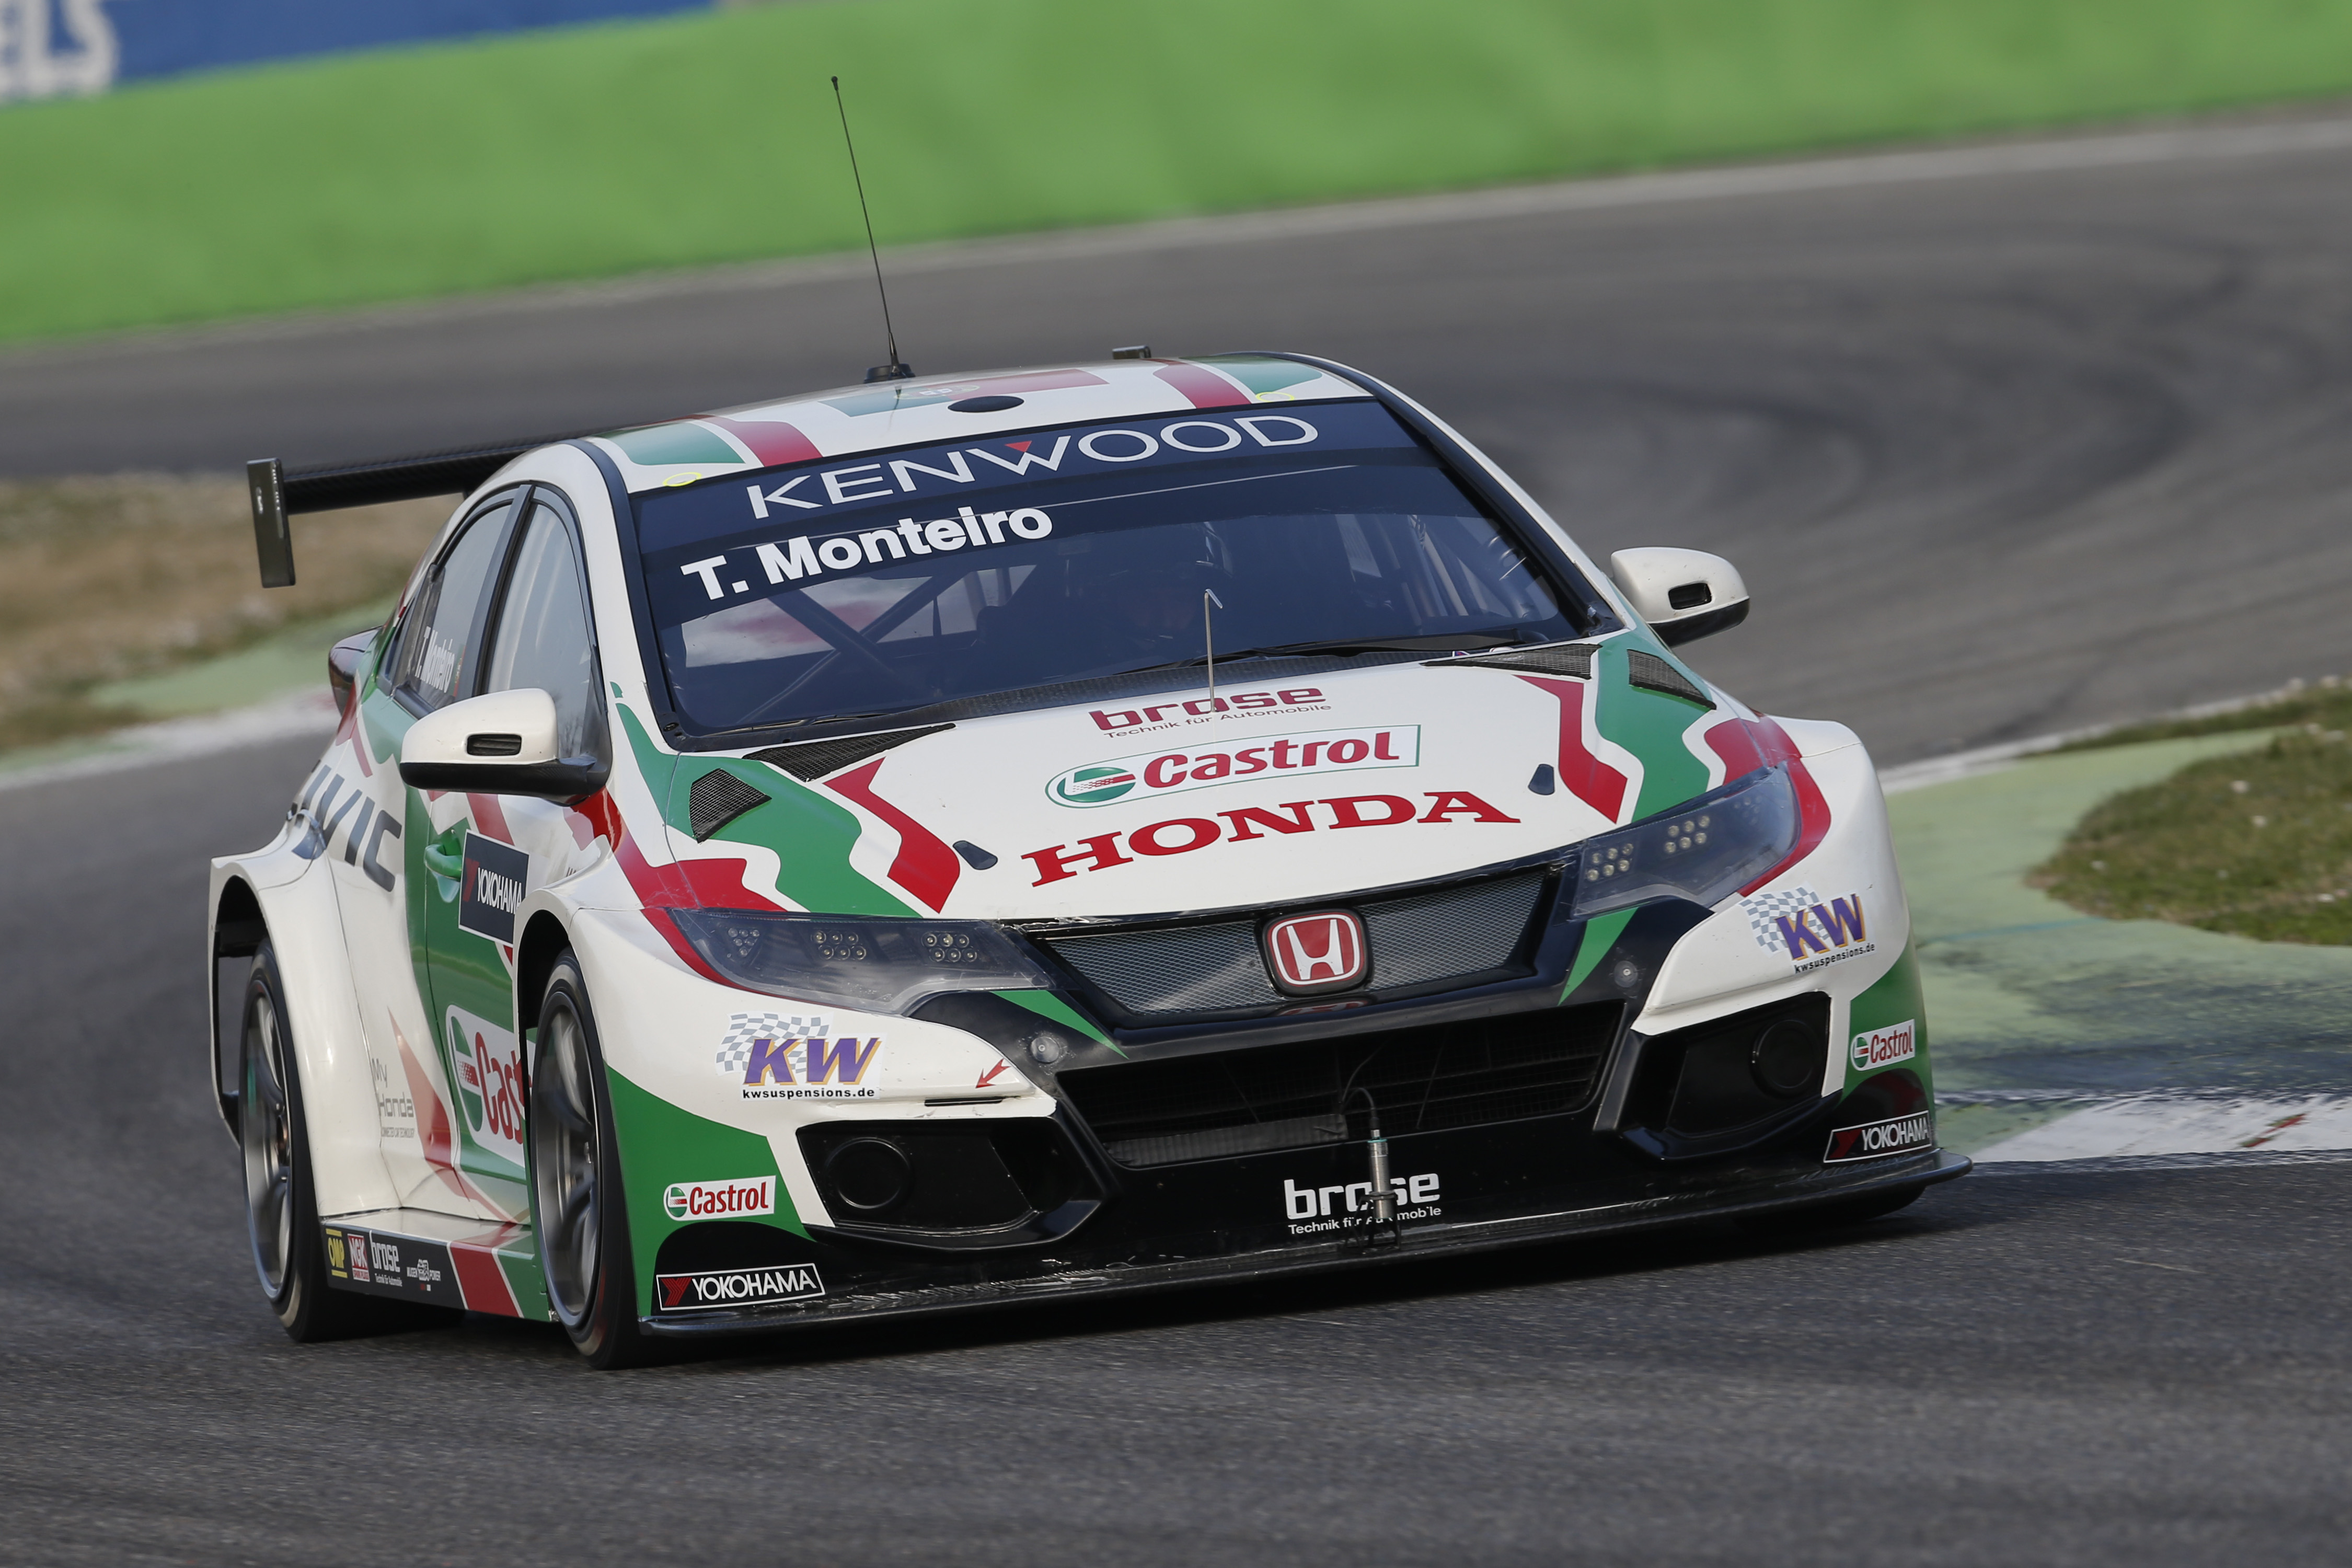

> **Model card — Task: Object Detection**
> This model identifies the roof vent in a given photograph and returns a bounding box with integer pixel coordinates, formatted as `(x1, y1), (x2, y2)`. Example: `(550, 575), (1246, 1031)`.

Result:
(749, 723), (955, 781)
(687, 769), (770, 841)
(1625, 650), (1713, 707)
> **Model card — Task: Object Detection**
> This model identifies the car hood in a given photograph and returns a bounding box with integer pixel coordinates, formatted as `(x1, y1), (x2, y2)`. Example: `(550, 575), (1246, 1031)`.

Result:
(652, 634), (1762, 922)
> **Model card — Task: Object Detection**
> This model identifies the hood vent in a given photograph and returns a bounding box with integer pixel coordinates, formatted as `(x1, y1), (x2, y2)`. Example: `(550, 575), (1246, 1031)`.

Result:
(686, 769), (771, 841)
(1433, 643), (1596, 679)
(748, 723), (955, 782)
(1624, 650), (1713, 708)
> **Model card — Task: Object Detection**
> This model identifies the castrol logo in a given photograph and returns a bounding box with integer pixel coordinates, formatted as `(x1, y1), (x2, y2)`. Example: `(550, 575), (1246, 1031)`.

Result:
(662, 1177), (776, 1221)
(1849, 1019), (1917, 1073)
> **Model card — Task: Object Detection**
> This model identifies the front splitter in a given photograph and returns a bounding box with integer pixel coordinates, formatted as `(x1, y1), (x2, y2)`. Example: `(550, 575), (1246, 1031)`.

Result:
(640, 1146), (1968, 1340)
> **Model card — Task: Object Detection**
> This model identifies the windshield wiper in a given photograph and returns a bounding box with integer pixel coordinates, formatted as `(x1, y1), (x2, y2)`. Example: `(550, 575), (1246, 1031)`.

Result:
(1178, 630), (1526, 665)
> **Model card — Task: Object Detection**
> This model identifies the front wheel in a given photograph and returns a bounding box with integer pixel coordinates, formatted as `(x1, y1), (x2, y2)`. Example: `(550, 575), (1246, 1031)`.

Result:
(240, 942), (451, 1341)
(529, 949), (658, 1369)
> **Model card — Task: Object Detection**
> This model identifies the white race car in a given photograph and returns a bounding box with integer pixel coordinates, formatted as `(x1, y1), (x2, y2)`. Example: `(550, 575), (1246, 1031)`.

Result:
(213, 351), (1961, 1366)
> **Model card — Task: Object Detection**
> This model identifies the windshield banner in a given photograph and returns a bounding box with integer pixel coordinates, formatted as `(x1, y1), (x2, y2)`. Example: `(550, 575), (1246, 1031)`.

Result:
(633, 401), (1417, 625)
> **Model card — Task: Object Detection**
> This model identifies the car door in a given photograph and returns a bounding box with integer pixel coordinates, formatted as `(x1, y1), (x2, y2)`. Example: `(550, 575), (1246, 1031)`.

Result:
(417, 489), (609, 1208)
(327, 488), (525, 1217)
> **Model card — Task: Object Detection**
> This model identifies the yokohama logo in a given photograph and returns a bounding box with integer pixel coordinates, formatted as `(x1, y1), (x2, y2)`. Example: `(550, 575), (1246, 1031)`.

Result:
(1263, 910), (1368, 994)
(655, 1263), (825, 1311)
(1823, 1111), (1933, 1163)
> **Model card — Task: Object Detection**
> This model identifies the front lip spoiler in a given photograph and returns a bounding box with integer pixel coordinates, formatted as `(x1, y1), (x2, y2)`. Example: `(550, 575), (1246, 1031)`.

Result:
(638, 1147), (1969, 1340)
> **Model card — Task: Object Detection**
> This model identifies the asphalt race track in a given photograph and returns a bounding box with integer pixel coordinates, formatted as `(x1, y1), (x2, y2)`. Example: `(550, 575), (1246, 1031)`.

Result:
(8, 116), (2352, 1565)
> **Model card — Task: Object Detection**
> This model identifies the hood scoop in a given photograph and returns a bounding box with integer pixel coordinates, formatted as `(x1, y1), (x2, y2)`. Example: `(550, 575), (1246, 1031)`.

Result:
(686, 769), (770, 841)
(1624, 650), (1713, 708)
(1432, 643), (1596, 678)
(748, 722), (955, 782)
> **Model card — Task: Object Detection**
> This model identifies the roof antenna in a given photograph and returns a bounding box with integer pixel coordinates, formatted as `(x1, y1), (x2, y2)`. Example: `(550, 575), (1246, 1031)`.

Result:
(832, 75), (912, 385)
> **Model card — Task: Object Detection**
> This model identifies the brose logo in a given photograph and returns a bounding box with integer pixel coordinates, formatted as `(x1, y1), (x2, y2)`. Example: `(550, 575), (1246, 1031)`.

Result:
(663, 1177), (777, 1222)
(1850, 1019), (1917, 1072)
(1824, 1111), (1934, 1163)
(655, 1263), (825, 1311)
(1281, 1172), (1442, 1235)
(1047, 727), (1419, 808)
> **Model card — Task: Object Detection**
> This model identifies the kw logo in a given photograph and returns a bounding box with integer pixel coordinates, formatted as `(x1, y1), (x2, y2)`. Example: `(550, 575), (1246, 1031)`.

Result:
(1774, 895), (1874, 973)
(737, 1037), (884, 1100)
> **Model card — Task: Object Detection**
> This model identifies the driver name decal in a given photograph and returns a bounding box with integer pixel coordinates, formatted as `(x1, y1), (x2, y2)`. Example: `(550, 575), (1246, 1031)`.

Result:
(680, 505), (1055, 602)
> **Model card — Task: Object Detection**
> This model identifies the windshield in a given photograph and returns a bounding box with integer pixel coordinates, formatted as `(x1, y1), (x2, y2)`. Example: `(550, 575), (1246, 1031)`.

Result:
(633, 400), (1593, 735)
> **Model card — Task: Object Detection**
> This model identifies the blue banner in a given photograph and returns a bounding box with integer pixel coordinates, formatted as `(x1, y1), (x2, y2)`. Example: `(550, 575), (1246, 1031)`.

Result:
(1, 0), (708, 105)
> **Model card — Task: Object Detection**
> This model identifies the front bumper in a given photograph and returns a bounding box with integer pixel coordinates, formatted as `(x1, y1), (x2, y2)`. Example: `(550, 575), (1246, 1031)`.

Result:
(639, 1133), (1967, 1340)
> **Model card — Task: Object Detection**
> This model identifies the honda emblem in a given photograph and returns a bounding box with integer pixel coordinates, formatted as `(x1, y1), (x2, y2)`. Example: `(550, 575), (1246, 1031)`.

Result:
(1262, 910), (1369, 995)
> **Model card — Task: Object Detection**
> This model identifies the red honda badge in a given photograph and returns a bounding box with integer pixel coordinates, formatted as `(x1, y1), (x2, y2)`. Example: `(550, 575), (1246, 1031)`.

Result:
(1262, 910), (1370, 995)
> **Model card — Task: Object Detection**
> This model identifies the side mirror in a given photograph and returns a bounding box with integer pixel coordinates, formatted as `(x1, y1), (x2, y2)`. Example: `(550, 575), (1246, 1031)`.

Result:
(398, 688), (608, 803)
(1608, 548), (1751, 648)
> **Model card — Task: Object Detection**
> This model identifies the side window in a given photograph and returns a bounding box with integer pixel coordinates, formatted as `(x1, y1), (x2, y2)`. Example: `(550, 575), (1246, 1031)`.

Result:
(485, 499), (604, 761)
(392, 495), (519, 714)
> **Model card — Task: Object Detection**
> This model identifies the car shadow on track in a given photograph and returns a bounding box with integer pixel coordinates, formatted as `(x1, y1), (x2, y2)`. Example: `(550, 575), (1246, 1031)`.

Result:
(601, 1193), (1998, 1377)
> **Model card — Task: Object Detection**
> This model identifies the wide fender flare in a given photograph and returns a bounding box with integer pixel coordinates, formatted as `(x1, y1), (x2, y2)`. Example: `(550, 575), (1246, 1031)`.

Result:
(209, 841), (399, 1219)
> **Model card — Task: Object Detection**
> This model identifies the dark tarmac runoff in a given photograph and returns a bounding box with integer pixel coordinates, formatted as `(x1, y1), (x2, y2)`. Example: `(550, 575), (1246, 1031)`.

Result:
(7, 114), (2352, 1565)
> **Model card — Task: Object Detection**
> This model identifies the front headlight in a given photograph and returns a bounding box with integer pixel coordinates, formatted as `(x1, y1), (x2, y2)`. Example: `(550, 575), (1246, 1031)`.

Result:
(667, 908), (1053, 1014)
(1570, 765), (1802, 920)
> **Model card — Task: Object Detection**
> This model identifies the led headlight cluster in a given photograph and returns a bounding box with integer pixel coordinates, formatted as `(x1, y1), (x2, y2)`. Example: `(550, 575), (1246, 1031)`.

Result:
(1569, 765), (1803, 920)
(668, 909), (1051, 1014)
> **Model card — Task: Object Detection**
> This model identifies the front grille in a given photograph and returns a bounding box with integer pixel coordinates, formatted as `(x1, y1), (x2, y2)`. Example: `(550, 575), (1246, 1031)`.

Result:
(1058, 1002), (1622, 1167)
(1040, 868), (1551, 1020)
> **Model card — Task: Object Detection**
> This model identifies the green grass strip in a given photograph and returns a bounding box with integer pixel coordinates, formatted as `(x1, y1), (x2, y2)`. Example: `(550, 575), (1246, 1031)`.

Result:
(8, 0), (2352, 343)
(2036, 730), (2352, 944)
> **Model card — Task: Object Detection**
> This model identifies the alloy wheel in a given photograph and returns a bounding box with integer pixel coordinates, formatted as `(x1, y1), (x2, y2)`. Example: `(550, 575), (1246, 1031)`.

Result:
(240, 988), (293, 1298)
(531, 1002), (601, 1326)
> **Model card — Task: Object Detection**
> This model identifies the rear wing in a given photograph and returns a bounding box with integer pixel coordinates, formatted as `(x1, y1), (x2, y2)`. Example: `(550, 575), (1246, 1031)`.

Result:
(245, 431), (594, 587)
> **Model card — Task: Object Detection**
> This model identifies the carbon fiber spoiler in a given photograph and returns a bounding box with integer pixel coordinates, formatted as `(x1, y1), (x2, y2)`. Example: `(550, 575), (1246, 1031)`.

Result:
(245, 430), (597, 587)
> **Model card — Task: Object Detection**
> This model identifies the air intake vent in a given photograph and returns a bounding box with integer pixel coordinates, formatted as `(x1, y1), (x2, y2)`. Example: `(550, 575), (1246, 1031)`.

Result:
(1040, 869), (1551, 1021)
(1433, 643), (1595, 678)
(1624, 650), (1712, 707)
(686, 769), (769, 841)
(750, 723), (954, 781)
(1058, 1002), (1624, 1167)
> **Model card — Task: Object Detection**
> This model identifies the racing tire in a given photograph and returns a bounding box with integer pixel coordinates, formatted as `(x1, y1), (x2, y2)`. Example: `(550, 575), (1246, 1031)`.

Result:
(1740, 1182), (1927, 1235)
(529, 950), (659, 1369)
(240, 943), (455, 1342)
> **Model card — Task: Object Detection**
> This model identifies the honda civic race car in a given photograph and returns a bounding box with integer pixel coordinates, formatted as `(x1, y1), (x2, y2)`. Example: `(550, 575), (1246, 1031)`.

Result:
(212, 351), (1964, 1366)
